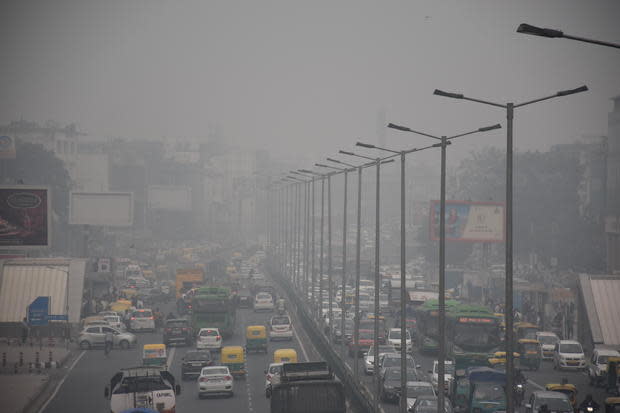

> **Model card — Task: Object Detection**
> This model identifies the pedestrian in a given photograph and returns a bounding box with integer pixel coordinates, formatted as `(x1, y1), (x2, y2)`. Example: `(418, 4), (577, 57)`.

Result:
(104, 329), (114, 356)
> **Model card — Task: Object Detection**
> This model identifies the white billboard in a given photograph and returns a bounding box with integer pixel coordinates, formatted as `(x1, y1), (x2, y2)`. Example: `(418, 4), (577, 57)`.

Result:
(148, 186), (192, 211)
(69, 192), (133, 226)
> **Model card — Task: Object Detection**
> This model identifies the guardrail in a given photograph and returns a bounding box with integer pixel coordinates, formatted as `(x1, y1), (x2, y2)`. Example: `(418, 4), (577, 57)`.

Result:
(267, 259), (375, 413)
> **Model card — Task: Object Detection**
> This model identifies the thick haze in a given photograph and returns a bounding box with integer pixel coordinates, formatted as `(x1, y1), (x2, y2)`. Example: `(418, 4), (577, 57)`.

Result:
(1, 0), (619, 163)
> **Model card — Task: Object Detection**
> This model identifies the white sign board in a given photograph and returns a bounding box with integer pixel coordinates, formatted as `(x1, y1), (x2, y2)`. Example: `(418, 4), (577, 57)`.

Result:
(148, 186), (192, 211)
(69, 192), (133, 226)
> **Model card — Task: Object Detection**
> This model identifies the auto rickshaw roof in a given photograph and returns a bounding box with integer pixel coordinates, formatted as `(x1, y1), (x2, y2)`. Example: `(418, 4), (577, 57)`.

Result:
(518, 338), (540, 344)
(545, 383), (577, 391)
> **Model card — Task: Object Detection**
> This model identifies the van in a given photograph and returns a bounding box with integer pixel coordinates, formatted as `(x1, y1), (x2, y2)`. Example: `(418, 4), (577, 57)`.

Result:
(553, 340), (585, 370)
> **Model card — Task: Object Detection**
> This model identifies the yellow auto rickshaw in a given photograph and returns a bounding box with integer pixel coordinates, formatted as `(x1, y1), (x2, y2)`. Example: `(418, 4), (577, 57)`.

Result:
(109, 299), (132, 313)
(514, 322), (540, 340)
(142, 344), (167, 368)
(221, 346), (246, 378)
(518, 338), (541, 371)
(488, 351), (521, 370)
(605, 397), (620, 413)
(545, 383), (578, 409)
(246, 325), (268, 354)
(274, 348), (298, 364)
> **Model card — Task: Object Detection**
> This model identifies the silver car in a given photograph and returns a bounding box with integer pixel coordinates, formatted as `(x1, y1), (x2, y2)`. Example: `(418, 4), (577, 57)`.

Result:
(78, 325), (137, 350)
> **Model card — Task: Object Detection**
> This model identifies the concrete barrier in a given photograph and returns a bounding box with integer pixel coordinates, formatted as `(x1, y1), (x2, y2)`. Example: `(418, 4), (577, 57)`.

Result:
(268, 260), (375, 413)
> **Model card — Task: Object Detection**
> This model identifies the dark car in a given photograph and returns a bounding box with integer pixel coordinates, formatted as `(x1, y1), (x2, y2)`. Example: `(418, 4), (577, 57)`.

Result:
(181, 350), (213, 380)
(163, 319), (193, 346)
(334, 319), (354, 344)
(380, 367), (419, 403)
(238, 289), (253, 308)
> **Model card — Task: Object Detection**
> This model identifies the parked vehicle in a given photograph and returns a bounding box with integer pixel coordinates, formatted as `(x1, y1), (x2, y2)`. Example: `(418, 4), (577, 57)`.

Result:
(198, 366), (234, 398)
(105, 367), (180, 413)
(181, 350), (213, 380)
(163, 318), (193, 346)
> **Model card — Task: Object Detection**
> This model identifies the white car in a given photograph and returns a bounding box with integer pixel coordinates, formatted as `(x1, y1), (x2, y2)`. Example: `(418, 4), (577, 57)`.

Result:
(264, 362), (283, 397)
(196, 328), (222, 351)
(269, 315), (293, 341)
(588, 348), (620, 386)
(430, 360), (454, 394)
(553, 340), (586, 370)
(405, 381), (436, 410)
(364, 344), (397, 375)
(129, 309), (155, 332)
(387, 328), (412, 353)
(536, 331), (560, 360)
(103, 315), (124, 330)
(254, 292), (275, 312)
(198, 366), (233, 398)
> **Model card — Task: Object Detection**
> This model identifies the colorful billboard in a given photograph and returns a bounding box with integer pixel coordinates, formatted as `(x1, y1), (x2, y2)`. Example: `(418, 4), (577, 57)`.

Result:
(429, 200), (504, 243)
(0, 186), (50, 248)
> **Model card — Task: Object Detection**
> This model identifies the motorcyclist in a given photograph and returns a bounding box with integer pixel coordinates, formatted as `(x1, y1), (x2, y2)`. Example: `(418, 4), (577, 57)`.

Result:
(579, 395), (600, 413)
(514, 368), (526, 406)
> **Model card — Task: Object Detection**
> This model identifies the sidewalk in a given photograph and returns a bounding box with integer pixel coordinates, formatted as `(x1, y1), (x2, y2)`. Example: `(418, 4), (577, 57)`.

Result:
(0, 338), (75, 413)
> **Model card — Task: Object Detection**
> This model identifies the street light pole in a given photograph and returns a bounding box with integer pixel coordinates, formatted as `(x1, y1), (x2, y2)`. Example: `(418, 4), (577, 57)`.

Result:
(516, 23), (620, 49)
(432, 84), (587, 413)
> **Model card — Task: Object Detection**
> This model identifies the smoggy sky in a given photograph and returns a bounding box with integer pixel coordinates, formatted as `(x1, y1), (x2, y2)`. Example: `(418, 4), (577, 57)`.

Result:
(1, 0), (619, 163)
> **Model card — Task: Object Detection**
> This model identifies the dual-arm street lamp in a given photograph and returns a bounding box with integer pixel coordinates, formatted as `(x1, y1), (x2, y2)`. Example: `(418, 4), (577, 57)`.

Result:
(385, 122), (501, 413)
(299, 169), (323, 311)
(433, 84), (587, 413)
(517, 23), (620, 49)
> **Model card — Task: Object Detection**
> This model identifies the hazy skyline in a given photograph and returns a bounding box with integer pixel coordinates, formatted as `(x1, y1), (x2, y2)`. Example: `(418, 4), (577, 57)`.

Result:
(2, 0), (619, 163)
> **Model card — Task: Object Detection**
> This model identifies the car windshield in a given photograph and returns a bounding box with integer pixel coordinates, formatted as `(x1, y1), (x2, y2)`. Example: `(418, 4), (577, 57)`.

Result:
(272, 317), (290, 325)
(200, 329), (219, 337)
(257, 293), (271, 300)
(384, 356), (414, 368)
(185, 351), (210, 361)
(560, 343), (582, 353)
(203, 367), (228, 375)
(407, 385), (434, 396)
(537, 397), (572, 411)
(369, 345), (396, 356)
(389, 330), (410, 340)
(166, 320), (188, 327)
(472, 383), (505, 402)
(114, 376), (169, 394)
(538, 335), (558, 345)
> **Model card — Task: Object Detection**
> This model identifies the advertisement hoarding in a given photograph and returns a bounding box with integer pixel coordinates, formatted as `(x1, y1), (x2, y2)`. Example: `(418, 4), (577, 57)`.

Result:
(0, 186), (50, 248)
(69, 192), (133, 226)
(148, 186), (192, 211)
(429, 200), (504, 243)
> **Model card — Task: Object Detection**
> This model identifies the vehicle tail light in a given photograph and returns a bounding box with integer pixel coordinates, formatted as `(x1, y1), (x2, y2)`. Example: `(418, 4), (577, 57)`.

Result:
(149, 316), (154, 320)
(182, 328), (188, 332)
(199, 377), (209, 382)
(224, 375), (232, 381)
(216, 335), (221, 341)
(131, 317), (136, 320)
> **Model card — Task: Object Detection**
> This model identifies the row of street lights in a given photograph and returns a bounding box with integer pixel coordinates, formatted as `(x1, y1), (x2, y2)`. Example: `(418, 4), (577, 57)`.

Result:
(265, 20), (617, 412)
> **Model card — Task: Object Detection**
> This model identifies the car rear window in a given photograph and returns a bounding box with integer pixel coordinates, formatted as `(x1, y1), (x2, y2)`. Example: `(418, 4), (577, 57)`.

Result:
(133, 310), (152, 318)
(185, 351), (211, 361)
(203, 367), (228, 375)
(257, 293), (272, 300)
(560, 343), (582, 353)
(200, 329), (219, 337)
(271, 316), (290, 325)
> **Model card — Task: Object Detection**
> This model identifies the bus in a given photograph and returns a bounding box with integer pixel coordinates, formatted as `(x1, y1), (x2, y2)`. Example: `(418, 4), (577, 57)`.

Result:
(414, 299), (461, 353)
(191, 286), (236, 338)
(447, 304), (502, 371)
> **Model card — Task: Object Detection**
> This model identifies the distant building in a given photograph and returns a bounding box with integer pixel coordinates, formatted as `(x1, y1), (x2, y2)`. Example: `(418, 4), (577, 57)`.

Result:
(606, 96), (620, 274)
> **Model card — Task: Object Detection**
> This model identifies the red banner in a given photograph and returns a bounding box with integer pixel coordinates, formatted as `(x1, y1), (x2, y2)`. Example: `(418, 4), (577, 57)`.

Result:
(0, 187), (50, 248)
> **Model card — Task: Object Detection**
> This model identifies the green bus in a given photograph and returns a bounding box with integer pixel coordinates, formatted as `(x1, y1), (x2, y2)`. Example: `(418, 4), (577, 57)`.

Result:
(191, 286), (236, 338)
(447, 304), (502, 371)
(414, 299), (461, 353)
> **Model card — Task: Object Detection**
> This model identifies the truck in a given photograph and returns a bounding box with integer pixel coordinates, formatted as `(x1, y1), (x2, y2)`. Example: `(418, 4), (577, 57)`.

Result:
(270, 362), (346, 413)
(175, 268), (205, 299)
(191, 286), (236, 338)
(451, 367), (506, 413)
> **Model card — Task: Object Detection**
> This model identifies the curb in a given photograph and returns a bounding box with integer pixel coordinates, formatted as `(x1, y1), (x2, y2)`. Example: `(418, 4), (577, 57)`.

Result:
(22, 346), (80, 413)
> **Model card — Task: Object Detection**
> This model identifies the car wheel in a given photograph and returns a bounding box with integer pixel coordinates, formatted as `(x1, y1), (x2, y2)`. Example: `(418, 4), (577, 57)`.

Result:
(79, 340), (91, 350)
(119, 340), (130, 349)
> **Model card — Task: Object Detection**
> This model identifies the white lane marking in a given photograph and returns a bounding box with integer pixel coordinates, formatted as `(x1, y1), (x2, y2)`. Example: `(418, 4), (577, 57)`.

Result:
(38, 350), (86, 413)
(292, 325), (310, 362)
(167, 347), (176, 367)
(528, 379), (544, 390)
